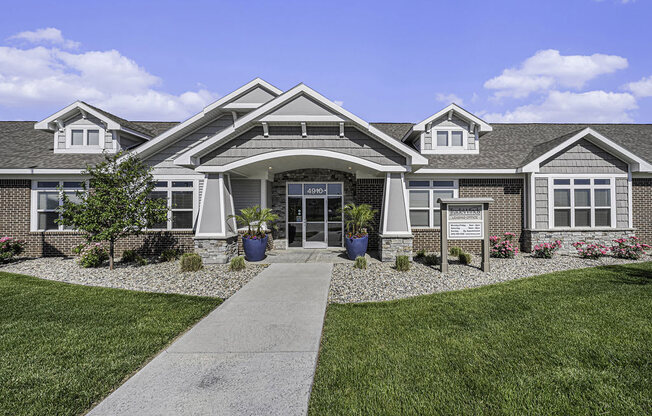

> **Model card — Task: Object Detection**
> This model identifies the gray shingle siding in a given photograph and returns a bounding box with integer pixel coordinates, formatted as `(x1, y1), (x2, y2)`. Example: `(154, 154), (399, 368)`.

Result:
(200, 125), (407, 166)
(616, 177), (629, 228)
(539, 139), (628, 174)
(231, 179), (261, 215)
(535, 177), (548, 229)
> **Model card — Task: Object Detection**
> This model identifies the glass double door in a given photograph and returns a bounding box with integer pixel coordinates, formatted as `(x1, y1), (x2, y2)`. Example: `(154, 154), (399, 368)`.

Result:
(287, 191), (343, 249)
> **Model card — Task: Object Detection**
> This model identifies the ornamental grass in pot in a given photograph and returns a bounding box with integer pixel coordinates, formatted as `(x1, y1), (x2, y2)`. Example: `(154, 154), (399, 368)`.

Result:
(229, 205), (278, 262)
(340, 203), (377, 260)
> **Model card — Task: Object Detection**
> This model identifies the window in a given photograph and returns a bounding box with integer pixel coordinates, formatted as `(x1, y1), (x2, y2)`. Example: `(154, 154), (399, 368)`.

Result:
(436, 131), (448, 147)
(552, 177), (614, 228)
(451, 131), (463, 146)
(148, 180), (195, 230)
(33, 181), (84, 231)
(407, 180), (458, 228)
(429, 129), (467, 150)
(68, 128), (103, 147)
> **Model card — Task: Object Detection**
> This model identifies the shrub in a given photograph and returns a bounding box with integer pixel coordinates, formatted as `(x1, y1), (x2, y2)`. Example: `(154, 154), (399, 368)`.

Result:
(230, 256), (246, 271)
(414, 249), (426, 260)
(424, 254), (440, 266)
(78, 243), (109, 268)
(533, 240), (562, 259)
(0, 237), (25, 263)
(395, 255), (410, 271)
(573, 241), (608, 259)
(354, 256), (367, 270)
(611, 236), (651, 260)
(490, 232), (519, 258)
(121, 249), (138, 263)
(72, 243), (85, 256)
(180, 253), (203, 272)
(159, 248), (181, 262)
(449, 246), (463, 256)
(459, 252), (472, 265)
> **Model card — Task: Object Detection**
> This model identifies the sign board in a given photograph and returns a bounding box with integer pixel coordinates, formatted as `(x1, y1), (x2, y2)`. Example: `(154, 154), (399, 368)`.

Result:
(446, 204), (483, 240)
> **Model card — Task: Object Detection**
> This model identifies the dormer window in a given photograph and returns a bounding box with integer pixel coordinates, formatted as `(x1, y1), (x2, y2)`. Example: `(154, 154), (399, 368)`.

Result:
(69, 128), (103, 148)
(435, 130), (464, 148)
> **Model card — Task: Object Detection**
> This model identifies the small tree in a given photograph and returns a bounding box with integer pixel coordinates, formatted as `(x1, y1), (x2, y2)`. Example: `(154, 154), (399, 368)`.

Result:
(340, 203), (377, 237)
(58, 152), (168, 270)
(229, 205), (278, 238)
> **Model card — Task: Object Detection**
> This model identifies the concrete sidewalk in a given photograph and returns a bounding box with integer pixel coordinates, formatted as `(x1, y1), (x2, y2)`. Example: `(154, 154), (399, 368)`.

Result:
(89, 263), (333, 416)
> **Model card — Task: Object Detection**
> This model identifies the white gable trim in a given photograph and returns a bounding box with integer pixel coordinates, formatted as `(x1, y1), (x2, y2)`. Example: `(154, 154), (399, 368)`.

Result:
(195, 149), (408, 173)
(519, 127), (652, 173)
(173, 84), (428, 167)
(123, 78), (282, 161)
(411, 103), (492, 136)
(35, 102), (121, 131)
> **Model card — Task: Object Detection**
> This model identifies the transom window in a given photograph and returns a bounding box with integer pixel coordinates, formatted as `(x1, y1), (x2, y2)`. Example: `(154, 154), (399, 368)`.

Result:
(33, 181), (84, 231)
(407, 180), (458, 228)
(551, 178), (614, 228)
(69, 128), (103, 147)
(148, 180), (195, 230)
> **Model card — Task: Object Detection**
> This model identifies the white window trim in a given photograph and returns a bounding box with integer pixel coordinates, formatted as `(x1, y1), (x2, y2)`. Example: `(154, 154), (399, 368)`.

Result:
(548, 176), (616, 229)
(148, 179), (199, 231)
(67, 127), (105, 149)
(420, 128), (479, 155)
(407, 179), (459, 229)
(30, 180), (85, 232)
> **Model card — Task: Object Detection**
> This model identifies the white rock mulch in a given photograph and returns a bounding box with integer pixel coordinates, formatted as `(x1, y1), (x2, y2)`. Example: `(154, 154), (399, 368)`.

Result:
(0, 257), (267, 298)
(329, 253), (651, 303)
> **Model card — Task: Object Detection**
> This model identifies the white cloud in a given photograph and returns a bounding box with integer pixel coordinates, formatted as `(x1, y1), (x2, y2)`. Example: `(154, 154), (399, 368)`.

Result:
(624, 75), (652, 97)
(484, 49), (628, 98)
(0, 29), (218, 120)
(435, 93), (463, 106)
(482, 90), (637, 123)
(9, 28), (80, 49)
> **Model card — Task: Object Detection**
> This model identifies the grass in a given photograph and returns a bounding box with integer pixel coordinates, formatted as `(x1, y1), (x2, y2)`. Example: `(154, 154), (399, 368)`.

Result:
(0, 271), (221, 416)
(309, 262), (652, 415)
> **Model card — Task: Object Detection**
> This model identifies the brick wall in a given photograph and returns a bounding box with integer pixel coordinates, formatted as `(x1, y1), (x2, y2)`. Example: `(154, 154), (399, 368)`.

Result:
(355, 178), (384, 251)
(412, 178), (524, 254)
(0, 179), (194, 258)
(633, 178), (652, 244)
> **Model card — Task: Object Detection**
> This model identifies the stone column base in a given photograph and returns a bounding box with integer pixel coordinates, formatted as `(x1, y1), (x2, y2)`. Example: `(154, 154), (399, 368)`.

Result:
(194, 236), (238, 264)
(523, 229), (635, 254)
(379, 235), (413, 262)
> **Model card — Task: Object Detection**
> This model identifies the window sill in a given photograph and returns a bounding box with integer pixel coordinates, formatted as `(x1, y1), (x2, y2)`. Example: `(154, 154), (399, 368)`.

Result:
(534, 227), (634, 232)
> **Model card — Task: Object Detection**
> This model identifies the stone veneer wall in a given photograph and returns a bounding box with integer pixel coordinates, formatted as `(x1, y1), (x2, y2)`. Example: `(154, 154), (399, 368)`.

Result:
(0, 179), (194, 257)
(412, 178), (524, 254)
(194, 236), (238, 264)
(633, 178), (652, 244)
(523, 229), (635, 254)
(271, 169), (356, 242)
(380, 236), (413, 262)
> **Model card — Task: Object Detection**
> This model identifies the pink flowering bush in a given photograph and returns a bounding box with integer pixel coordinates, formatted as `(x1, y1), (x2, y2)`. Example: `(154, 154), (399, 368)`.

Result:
(533, 240), (562, 259)
(77, 242), (109, 268)
(572, 241), (608, 259)
(611, 236), (651, 260)
(490, 232), (519, 258)
(0, 236), (25, 263)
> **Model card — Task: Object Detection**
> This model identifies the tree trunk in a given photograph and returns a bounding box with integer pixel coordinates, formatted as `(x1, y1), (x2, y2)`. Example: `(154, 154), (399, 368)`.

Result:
(109, 239), (115, 270)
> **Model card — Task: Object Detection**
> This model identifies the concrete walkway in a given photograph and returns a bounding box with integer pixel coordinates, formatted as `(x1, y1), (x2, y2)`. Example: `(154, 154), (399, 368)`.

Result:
(89, 263), (333, 416)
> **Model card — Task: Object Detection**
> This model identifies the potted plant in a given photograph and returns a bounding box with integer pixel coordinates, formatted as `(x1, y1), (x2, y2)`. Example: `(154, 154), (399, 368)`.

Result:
(229, 205), (278, 261)
(341, 203), (377, 260)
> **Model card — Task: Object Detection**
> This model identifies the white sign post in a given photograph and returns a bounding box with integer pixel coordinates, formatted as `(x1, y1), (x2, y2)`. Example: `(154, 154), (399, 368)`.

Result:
(438, 198), (493, 273)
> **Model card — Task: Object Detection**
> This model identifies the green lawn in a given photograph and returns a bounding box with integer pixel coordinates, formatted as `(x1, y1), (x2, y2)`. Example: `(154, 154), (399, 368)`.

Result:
(309, 262), (652, 415)
(0, 271), (221, 416)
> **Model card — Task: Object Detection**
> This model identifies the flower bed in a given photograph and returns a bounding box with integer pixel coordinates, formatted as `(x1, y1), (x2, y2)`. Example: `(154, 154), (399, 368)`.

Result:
(0, 237), (25, 263)
(572, 242), (608, 259)
(611, 237), (651, 260)
(533, 240), (562, 259)
(490, 232), (519, 258)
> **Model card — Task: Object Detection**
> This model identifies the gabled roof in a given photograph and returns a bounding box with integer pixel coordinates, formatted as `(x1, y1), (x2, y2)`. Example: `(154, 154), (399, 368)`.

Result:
(173, 83), (429, 167)
(125, 78), (282, 160)
(410, 103), (492, 137)
(34, 101), (154, 139)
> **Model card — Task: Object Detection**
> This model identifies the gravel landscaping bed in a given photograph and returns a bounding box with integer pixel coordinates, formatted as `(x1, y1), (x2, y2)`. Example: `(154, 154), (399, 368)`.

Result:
(329, 253), (651, 303)
(0, 257), (266, 298)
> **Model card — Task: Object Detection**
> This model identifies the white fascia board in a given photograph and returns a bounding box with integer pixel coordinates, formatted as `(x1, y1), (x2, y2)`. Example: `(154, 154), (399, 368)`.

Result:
(174, 83), (428, 167)
(194, 149), (409, 173)
(125, 78), (282, 161)
(259, 115), (345, 123)
(0, 168), (85, 175)
(35, 101), (121, 131)
(221, 103), (264, 110)
(520, 127), (652, 173)
(414, 168), (520, 174)
(412, 103), (492, 133)
(121, 126), (152, 141)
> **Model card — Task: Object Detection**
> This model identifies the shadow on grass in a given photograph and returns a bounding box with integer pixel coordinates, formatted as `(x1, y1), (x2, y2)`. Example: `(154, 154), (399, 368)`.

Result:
(603, 263), (652, 285)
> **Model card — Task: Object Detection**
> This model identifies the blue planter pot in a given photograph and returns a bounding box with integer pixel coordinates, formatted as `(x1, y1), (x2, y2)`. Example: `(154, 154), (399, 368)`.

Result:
(242, 235), (268, 262)
(344, 235), (368, 260)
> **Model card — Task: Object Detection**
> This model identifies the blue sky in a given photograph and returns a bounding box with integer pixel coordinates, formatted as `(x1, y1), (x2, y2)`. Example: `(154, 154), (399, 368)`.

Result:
(1, 0), (652, 123)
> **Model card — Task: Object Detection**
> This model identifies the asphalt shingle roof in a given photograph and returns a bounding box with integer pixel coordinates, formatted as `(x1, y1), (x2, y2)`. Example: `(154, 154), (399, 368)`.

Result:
(81, 102), (172, 138)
